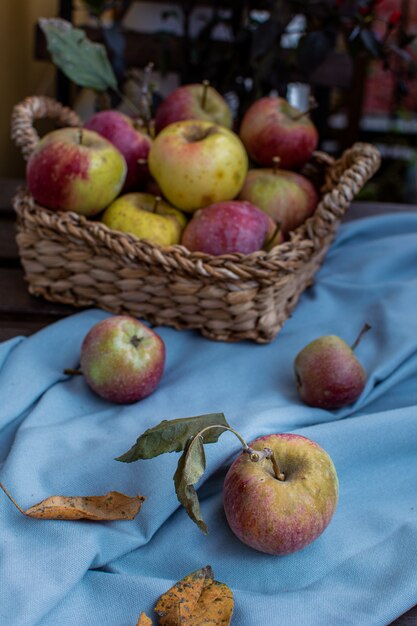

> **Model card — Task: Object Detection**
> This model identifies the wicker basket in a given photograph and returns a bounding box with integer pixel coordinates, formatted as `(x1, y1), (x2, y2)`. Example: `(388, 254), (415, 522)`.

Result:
(11, 96), (380, 343)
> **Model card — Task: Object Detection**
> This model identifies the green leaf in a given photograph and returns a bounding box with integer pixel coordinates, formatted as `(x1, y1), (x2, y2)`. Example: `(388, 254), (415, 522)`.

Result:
(116, 413), (230, 463)
(174, 436), (208, 534)
(183, 434), (206, 486)
(39, 18), (117, 92)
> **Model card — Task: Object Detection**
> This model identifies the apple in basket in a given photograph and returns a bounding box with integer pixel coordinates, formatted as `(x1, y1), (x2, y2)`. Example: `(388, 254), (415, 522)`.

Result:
(26, 127), (127, 216)
(101, 192), (187, 247)
(238, 159), (319, 237)
(84, 110), (152, 192)
(148, 120), (248, 212)
(117, 415), (338, 555)
(73, 316), (166, 404)
(181, 200), (282, 255)
(154, 81), (233, 134)
(239, 96), (319, 170)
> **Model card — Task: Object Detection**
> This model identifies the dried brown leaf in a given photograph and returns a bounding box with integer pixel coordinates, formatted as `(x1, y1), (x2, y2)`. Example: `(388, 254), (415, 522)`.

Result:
(24, 491), (145, 520)
(154, 566), (213, 625)
(154, 566), (233, 626)
(136, 612), (152, 625)
(184, 579), (234, 625)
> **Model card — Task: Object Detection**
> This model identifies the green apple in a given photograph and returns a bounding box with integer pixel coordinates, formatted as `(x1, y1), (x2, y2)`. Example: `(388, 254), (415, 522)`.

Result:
(148, 120), (248, 212)
(101, 192), (187, 247)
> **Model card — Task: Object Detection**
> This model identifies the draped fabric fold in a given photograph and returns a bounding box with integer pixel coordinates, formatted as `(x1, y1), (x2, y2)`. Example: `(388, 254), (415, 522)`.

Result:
(1, 213), (417, 625)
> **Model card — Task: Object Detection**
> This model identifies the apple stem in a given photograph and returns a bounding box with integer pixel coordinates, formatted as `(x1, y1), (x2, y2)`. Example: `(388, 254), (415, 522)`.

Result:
(245, 446), (286, 481)
(201, 79), (210, 110)
(77, 129), (83, 145)
(64, 368), (83, 376)
(153, 196), (161, 213)
(0, 482), (26, 515)
(291, 96), (318, 121)
(351, 323), (372, 351)
(192, 425), (286, 481)
(272, 156), (281, 174)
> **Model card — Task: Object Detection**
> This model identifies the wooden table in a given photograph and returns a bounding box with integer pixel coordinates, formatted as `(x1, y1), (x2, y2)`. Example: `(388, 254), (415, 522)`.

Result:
(1, 179), (416, 625)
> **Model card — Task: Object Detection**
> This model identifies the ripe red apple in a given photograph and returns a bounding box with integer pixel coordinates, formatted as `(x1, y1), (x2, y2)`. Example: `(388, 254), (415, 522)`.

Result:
(239, 96), (319, 169)
(294, 329), (369, 409)
(79, 316), (165, 404)
(223, 433), (339, 555)
(154, 82), (232, 134)
(84, 110), (152, 192)
(26, 128), (127, 216)
(148, 120), (248, 212)
(238, 165), (319, 236)
(181, 200), (279, 256)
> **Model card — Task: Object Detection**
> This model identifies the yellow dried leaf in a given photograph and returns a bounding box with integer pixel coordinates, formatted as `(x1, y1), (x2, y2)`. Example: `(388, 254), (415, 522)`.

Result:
(183, 580), (234, 625)
(154, 566), (212, 625)
(136, 612), (152, 625)
(154, 566), (234, 626)
(24, 491), (145, 520)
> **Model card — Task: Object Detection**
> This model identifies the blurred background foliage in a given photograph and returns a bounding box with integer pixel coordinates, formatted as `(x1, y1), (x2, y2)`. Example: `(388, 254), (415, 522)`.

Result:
(80, 0), (417, 119)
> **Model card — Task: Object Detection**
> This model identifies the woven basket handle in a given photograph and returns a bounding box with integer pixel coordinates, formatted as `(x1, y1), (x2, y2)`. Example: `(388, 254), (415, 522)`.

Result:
(309, 142), (381, 240)
(11, 96), (82, 161)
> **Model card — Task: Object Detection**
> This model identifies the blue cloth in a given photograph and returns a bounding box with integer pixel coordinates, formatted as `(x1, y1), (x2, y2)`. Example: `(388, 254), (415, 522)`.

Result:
(1, 212), (417, 626)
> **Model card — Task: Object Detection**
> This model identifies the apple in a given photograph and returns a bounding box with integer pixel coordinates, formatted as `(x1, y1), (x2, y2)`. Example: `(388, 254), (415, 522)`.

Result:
(223, 433), (339, 555)
(148, 120), (248, 212)
(239, 96), (319, 169)
(154, 82), (233, 134)
(26, 127), (127, 216)
(101, 192), (187, 247)
(238, 163), (319, 236)
(79, 315), (165, 404)
(84, 110), (152, 192)
(181, 200), (280, 256)
(294, 327), (370, 409)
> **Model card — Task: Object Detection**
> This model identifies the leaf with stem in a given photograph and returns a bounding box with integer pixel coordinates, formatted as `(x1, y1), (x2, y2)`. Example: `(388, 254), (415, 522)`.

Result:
(116, 413), (230, 462)
(0, 483), (145, 521)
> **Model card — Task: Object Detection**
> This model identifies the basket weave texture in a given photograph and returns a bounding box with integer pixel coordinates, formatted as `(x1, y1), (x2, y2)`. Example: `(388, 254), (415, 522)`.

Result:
(11, 96), (381, 343)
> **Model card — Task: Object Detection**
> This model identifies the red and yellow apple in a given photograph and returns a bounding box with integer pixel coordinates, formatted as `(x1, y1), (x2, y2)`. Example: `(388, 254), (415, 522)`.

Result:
(238, 166), (319, 236)
(294, 333), (368, 409)
(223, 433), (339, 555)
(148, 120), (248, 212)
(80, 315), (165, 404)
(84, 110), (152, 192)
(181, 200), (278, 255)
(26, 127), (127, 216)
(101, 192), (187, 247)
(154, 83), (233, 134)
(239, 96), (319, 170)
